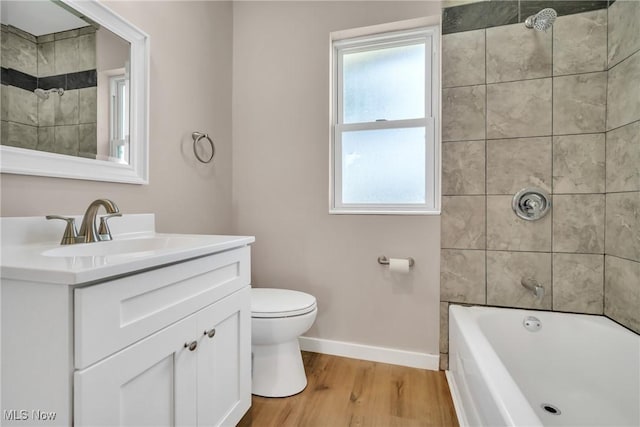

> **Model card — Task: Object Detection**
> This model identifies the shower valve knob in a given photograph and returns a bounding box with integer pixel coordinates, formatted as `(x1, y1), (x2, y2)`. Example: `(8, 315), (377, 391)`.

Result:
(512, 188), (551, 221)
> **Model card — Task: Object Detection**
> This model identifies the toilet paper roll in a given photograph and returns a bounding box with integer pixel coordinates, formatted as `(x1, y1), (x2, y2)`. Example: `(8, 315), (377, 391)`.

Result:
(389, 258), (410, 273)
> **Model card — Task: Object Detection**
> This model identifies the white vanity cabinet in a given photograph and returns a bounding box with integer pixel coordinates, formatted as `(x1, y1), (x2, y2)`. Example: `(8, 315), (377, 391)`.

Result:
(1, 241), (252, 427)
(75, 287), (250, 426)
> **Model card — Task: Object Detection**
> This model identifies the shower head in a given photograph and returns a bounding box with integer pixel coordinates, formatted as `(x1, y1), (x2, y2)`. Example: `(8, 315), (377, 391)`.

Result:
(524, 8), (557, 31)
(34, 87), (64, 100)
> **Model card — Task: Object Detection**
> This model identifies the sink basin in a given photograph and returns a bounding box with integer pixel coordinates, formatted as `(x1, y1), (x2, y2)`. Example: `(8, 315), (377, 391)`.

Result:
(42, 236), (205, 257)
(1, 214), (255, 285)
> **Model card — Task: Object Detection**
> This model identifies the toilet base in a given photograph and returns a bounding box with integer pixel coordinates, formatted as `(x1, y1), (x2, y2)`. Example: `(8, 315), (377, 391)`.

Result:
(252, 339), (307, 397)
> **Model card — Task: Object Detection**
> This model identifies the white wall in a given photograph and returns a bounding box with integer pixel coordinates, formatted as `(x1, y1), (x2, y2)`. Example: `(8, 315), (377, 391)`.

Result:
(1, 1), (234, 235)
(232, 1), (442, 356)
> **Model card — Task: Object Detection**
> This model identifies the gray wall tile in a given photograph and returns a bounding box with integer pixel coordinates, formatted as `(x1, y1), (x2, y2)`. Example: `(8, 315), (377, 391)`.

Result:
(608, 0), (640, 68)
(53, 125), (79, 156)
(5, 122), (37, 150)
(6, 86), (37, 126)
(439, 353), (449, 371)
(553, 253), (604, 314)
(78, 88), (97, 124)
(441, 249), (486, 304)
(441, 196), (486, 249)
(442, 140), (485, 195)
(487, 195), (552, 251)
(442, 85), (486, 141)
(440, 0), (639, 336)
(442, 30), (485, 88)
(487, 78), (552, 139)
(1, 85), (7, 121)
(607, 51), (640, 131)
(605, 192), (640, 262)
(606, 121), (640, 192)
(77, 33), (97, 72)
(37, 33), (54, 44)
(553, 194), (605, 254)
(439, 302), (449, 354)
(37, 42), (55, 78)
(604, 255), (640, 334)
(553, 133), (605, 194)
(553, 72), (607, 135)
(55, 29), (79, 41)
(54, 89), (79, 126)
(6, 25), (36, 43)
(487, 251), (552, 309)
(0, 120), (6, 144)
(486, 22), (552, 83)
(38, 96), (55, 127)
(1, 31), (37, 76)
(54, 37), (79, 75)
(487, 137), (552, 194)
(78, 123), (97, 158)
(37, 126), (55, 153)
(553, 10), (607, 76)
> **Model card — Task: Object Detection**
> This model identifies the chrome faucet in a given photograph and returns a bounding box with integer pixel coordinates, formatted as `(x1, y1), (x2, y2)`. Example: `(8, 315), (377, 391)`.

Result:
(521, 277), (545, 301)
(47, 199), (122, 245)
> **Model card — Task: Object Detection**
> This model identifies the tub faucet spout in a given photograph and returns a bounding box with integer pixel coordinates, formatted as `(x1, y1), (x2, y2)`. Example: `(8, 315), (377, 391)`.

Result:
(78, 199), (121, 243)
(521, 277), (545, 301)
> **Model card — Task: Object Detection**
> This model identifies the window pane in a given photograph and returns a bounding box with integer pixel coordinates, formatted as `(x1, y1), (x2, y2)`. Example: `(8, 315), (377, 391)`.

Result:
(341, 127), (425, 204)
(343, 43), (425, 124)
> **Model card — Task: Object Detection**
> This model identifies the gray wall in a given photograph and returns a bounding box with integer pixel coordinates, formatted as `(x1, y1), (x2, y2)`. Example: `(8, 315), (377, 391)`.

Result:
(232, 1), (443, 357)
(1, 1), (234, 236)
(439, 0), (639, 368)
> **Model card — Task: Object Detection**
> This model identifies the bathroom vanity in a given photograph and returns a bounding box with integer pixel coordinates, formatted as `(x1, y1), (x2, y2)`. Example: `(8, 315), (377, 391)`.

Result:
(1, 215), (254, 426)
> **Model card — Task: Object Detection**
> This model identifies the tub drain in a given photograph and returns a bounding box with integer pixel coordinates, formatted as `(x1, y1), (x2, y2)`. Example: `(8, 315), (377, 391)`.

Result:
(541, 403), (561, 415)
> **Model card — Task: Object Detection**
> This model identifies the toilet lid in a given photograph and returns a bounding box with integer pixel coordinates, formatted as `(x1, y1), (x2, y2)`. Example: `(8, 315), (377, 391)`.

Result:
(251, 288), (317, 318)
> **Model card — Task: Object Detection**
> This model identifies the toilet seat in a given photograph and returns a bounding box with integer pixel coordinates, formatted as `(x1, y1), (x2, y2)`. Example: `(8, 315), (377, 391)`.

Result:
(251, 288), (317, 318)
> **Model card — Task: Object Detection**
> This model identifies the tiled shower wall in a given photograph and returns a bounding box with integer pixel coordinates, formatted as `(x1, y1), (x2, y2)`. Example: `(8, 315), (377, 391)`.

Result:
(603, 0), (640, 336)
(439, 0), (640, 369)
(1, 24), (98, 158)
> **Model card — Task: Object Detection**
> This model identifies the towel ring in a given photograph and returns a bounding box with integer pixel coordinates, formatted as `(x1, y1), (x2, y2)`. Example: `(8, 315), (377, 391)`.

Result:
(192, 132), (215, 163)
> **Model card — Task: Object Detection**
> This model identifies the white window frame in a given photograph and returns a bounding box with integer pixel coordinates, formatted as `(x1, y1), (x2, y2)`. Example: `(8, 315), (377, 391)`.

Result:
(330, 20), (440, 215)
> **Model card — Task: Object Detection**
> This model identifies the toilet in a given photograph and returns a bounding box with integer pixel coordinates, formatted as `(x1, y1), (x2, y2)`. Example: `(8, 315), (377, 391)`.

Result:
(251, 287), (317, 397)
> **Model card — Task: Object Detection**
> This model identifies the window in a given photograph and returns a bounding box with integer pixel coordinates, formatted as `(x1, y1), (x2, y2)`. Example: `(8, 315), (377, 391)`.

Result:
(109, 74), (129, 163)
(331, 25), (440, 214)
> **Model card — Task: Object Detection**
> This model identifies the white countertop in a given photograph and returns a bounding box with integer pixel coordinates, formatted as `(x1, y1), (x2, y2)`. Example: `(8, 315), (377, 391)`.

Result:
(0, 214), (255, 285)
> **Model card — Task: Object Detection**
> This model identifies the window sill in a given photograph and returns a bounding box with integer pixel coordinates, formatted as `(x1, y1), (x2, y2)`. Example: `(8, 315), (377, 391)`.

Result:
(329, 209), (441, 216)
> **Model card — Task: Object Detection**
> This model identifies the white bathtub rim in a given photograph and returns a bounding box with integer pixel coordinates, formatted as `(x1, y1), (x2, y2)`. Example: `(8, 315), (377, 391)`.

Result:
(445, 369), (470, 427)
(449, 304), (544, 427)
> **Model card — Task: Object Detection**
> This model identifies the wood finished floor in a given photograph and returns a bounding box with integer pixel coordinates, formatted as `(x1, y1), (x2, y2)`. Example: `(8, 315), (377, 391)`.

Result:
(238, 351), (459, 427)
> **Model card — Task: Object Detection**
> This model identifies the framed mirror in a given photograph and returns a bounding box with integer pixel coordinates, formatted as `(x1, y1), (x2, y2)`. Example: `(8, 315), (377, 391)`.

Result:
(0, 0), (149, 184)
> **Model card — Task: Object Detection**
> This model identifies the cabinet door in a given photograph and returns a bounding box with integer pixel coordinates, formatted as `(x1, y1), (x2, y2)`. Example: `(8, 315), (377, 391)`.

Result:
(196, 286), (251, 427)
(74, 316), (198, 427)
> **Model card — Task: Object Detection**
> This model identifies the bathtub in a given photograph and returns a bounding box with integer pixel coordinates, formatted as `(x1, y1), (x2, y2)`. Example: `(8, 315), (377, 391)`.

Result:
(446, 305), (640, 427)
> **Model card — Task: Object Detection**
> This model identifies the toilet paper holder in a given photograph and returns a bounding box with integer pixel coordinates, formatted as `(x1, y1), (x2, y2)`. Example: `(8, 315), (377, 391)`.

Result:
(377, 255), (415, 267)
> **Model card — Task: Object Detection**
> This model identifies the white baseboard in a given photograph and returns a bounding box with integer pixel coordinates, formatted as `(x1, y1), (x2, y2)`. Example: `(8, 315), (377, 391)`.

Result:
(298, 336), (439, 370)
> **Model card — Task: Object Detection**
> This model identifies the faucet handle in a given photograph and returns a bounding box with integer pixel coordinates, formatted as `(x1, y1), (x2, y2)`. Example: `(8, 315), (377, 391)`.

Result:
(46, 215), (79, 245)
(98, 213), (123, 241)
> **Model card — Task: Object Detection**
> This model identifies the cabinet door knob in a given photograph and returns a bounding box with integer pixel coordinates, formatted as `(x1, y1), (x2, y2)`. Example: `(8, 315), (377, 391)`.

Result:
(204, 328), (216, 338)
(184, 341), (198, 351)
